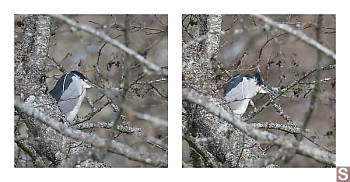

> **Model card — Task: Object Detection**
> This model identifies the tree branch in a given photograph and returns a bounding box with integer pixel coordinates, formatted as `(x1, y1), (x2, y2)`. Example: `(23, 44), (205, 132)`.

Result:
(183, 135), (219, 167)
(252, 14), (336, 61)
(182, 88), (335, 166)
(297, 15), (323, 142)
(50, 14), (168, 76)
(125, 107), (168, 127)
(249, 122), (301, 134)
(73, 121), (141, 134)
(15, 98), (167, 167)
(15, 139), (46, 167)
(244, 64), (335, 122)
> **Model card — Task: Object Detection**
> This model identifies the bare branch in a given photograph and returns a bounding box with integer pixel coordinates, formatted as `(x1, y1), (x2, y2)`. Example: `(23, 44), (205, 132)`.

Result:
(249, 122), (301, 134)
(50, 14), (168, 76)
(244, 64), (335, 122)
(62, 148), (107, 168)
(14, 98), (167, 167)
(183, 135), (220, 167)
(270, 98), (293, 123)
(72, 121), (141, 134)
(183, 30), (225, 50)
(15, 14), (66, 167)
(182, 88), (335, 166)
(205, 15), (222, 60)
(71, 100), (110, 126)
(247, 147), (291, 167)
(134, 78), (167, 85)
(252, 14), (336, 60)
(129, 109), (168, 127)
(297, 15), (323, 142)
(183, 88), (277, 141)
(15, 139), (46, 167)
(145, 136), (168, 152)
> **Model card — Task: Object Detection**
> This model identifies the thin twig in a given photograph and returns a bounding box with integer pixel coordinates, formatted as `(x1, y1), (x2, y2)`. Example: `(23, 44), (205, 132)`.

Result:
(144, 136), (168, 152)
(252, 14), (336, 61)
(297, 15), (323, 142)
(108, 15), (131, 140)
(270, 97), (293, 123)
(244, 64), (335, 122)
(50, 14), (168, 76)
(85, 95), (96, 112)
(15, 98), (167, 167)
(182, 88), (335, 166)
(134, 78), (167, 85)
(149, 83), (168, 99)
(62, 148), (107, 168)
(71, 100), (110, 126)
(15, 139), (46, 167)
(48, 55), (69, 73)
(183, 135), (219, 167)
(124, 107), (168, 127)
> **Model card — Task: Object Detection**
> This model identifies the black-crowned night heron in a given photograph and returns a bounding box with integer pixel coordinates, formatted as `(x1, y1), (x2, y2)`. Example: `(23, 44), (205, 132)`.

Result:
(221, 72), (276, 116)
(49, 71), (100, 122)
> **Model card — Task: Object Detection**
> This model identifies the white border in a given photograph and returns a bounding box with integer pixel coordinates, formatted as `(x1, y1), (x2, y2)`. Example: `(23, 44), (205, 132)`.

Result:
(3, 1), (346, 182)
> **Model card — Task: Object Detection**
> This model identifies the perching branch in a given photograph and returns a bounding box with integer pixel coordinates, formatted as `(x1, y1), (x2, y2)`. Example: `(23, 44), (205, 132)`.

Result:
(182, 88), (335, 166)
(183, 88), (277, 141)
(252, 14), (336, 61)
(244, 64), (335, 122)
(73, 121), (141, 134)
(15, 98), (167, 167)
(50, 14), (168, 76)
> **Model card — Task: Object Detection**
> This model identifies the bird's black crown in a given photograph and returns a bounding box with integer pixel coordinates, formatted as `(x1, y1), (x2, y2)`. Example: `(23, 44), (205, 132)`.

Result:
(253, 72), (264, 86)
(70, 71), (88, 81)
(221, 72), (264, 96)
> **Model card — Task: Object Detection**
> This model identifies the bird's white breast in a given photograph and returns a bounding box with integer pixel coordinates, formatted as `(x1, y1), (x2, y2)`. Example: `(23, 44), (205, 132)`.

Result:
(58, 76), (87, 122)
(224, 77), (259, 115)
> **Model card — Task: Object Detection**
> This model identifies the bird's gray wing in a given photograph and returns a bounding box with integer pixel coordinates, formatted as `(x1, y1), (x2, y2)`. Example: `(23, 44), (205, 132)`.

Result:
(224, 79), (251, 115)
(57, 76), (85, 114)
(49, 73), (72, 101)
(222, 74), (243, 96)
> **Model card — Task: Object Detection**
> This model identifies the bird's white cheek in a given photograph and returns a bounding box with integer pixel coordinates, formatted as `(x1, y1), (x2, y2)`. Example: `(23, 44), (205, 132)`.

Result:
(82, 81), (92, 88)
